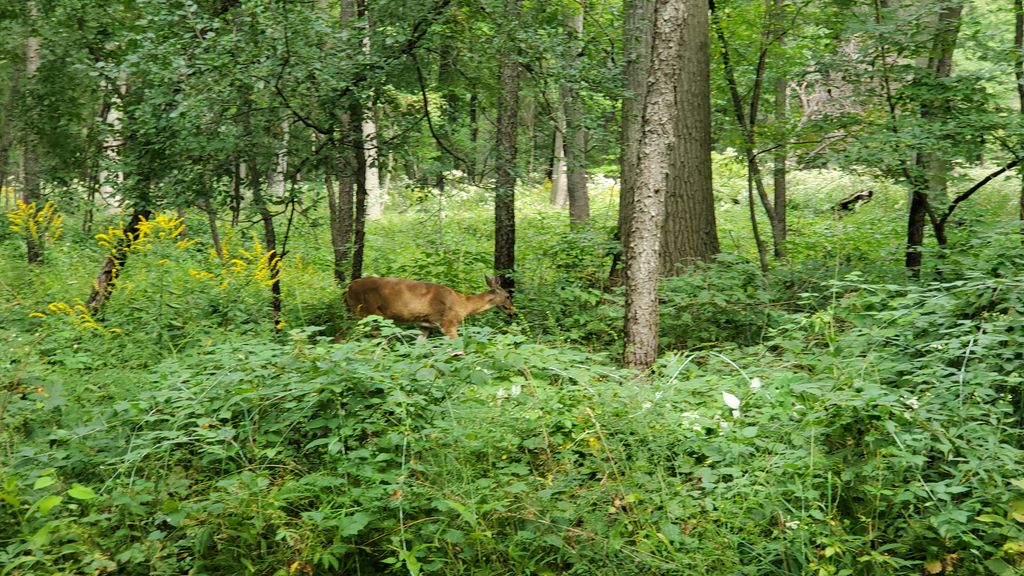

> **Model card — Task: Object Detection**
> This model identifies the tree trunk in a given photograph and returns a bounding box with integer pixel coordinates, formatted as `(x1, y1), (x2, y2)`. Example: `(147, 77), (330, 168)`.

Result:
(550, 103), (568, 207)
(618, 0), (656, 280)
(326, 136), (355, 285)
(98, 73), (126, 213)
(351, 101), (368, 281)
(563, 2), (589, 226)
(204, 202), (225, 261)
(624, 0), (685, 371)
(712, 0), (783, 260)
(906, 1), (963, 276)
(357, 0), (385, 219)
(268, 114), (290, 199)
(22, 0), (42, 264)
(249, 165), (283, 331)
(86, 209), (152, 314)
(231, 158), (243, 227)
(771, 0), (787, 252)
(494, 0), (521, 292)
(469, 90), (480, 183)
(0, 64), (14, 212)
(1015, 0), (1023, 239)
(661, 0), (719, 274)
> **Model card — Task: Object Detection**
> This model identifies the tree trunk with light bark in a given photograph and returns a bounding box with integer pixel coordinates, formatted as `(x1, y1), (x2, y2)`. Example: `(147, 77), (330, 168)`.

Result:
(624, 0), (685, 370)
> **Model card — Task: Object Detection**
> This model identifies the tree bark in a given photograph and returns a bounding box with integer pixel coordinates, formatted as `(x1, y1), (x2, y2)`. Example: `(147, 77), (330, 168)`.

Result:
(204, 203), (225, 261)
(86, 209), (152, 314)
(268, 115), (290, 199)
(1016, 0), (1024, 239)
(351, 100), (368, 281)
(357, 0), (385, 219)
(22, 0), (42, 264)
(249, 164), (283, 331)
(494, 0), (521, 293)
(231, 158), (243, 227)
(563, 2), (589, 226)
(661, 0), (719, 274)
(624, 0), (685, 371)
(617, 0), (656, 280)
(326, 143), (355, 285)
(0, 63), (15, 212)
(550, 107), (568, 207)
(771, 0), (787, 252)
(906, 1), (963, 276)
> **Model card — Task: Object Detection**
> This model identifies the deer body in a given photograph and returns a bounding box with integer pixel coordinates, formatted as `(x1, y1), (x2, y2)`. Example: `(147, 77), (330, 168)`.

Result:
(346, 276), (514, 339)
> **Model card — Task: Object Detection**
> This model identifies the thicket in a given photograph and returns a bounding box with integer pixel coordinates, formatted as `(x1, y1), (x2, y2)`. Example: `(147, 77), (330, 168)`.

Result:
(2, 169), (1024, 575)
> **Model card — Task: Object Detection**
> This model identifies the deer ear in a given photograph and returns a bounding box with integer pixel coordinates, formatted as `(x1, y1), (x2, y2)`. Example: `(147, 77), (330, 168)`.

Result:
(485, 275), (495, 288)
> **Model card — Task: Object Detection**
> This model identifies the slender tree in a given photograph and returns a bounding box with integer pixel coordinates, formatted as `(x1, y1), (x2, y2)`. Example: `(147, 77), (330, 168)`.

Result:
(494, 0), (521, 292)
(21, 0), (43, 264)
(771, 0), (787, 253)
(618, 0), (655, 279)
(550, 107), (568, 207)
(563, 0), (589, 226)
(1015, 0), (1024, 237)
(711, 0), (785, 263)
(903, 1), (963, 275)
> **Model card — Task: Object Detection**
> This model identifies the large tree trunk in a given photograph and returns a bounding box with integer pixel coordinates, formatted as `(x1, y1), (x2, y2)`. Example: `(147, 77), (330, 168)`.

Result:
(563, 2), (589, 226)
(494, 0), (521, 292)
(22, 0), (42, 264)
(617, 0), (656, 281)
(661, 0), (719, 274)
(624, 0), (686, 371)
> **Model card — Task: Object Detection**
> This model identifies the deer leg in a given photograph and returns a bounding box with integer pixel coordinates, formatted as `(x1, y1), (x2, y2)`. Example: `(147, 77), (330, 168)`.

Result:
(418, 328), (430, 341)
(440, 320), (459, 339)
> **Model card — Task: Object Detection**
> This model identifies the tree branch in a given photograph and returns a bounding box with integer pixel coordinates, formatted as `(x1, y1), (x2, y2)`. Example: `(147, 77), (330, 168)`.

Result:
(938, 157), (1023, 226)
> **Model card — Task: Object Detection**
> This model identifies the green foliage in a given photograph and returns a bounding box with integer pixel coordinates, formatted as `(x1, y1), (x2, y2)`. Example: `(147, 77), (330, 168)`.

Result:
(5, 188), (1024, 574)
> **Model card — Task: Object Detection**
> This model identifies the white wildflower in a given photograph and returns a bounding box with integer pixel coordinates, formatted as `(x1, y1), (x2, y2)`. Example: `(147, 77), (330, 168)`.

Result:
(750, 377), (763, 390)
(722, 391), (741, 410)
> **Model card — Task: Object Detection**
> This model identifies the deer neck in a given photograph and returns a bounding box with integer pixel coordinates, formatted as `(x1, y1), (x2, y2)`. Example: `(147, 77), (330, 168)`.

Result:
(459, 292), (496, 316)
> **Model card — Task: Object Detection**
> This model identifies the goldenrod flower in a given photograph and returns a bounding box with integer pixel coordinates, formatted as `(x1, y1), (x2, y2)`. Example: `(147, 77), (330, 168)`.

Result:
(35, 301), (120, 333)
(6, 200), (63, 245)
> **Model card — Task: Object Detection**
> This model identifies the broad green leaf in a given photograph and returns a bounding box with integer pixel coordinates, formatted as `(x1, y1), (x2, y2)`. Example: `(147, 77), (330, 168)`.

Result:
(67, 483), (98, 500)
(37, 495), (62, 515)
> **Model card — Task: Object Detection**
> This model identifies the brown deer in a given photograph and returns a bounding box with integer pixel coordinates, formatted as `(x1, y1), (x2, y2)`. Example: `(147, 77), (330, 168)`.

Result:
(346, 276), (515, 339)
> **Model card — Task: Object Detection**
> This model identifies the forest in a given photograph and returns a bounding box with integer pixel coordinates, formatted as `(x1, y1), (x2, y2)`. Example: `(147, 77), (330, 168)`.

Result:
(2, 0), (1024, 574)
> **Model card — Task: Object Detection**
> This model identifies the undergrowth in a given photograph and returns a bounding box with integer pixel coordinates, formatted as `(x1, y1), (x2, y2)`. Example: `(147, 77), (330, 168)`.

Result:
(3, 170), (1024, 574)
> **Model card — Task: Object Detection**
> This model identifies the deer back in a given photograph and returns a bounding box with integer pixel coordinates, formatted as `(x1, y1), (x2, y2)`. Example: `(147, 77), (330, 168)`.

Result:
(346, 276), (458, 325)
